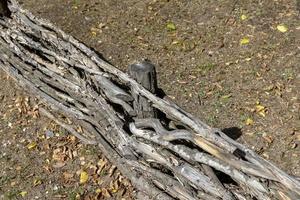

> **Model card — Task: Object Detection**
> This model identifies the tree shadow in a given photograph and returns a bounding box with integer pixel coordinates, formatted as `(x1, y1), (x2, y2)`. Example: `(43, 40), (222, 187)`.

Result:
(222, 127), (247, 160)
(222, 127), (242, 141)
(89, 47), (112, 64)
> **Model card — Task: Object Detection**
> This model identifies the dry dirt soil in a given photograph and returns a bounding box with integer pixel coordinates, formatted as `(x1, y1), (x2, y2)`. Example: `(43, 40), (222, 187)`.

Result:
(0, 0), (299, 199)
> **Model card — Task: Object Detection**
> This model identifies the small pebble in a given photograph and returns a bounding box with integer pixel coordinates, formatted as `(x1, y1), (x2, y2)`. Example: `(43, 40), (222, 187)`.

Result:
(45, 130), (54, 138)
(53, 185), (59, 191)
(85, 16), (91, 21)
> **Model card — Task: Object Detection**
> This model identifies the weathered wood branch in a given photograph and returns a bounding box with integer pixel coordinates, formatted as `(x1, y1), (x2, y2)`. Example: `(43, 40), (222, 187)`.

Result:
(0, 1), (299, 199)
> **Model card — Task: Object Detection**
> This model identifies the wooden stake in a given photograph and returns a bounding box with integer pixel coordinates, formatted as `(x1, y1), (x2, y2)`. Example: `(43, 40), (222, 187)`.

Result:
(0, 0), (11, 17)
(128, 60), (157, 118)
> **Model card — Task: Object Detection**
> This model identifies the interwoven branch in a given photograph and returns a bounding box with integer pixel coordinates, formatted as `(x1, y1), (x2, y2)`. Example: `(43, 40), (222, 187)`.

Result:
(0, 1), (299, 199)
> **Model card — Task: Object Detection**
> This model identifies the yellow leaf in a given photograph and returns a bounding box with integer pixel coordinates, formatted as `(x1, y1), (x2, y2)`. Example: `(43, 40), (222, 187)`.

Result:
(20, 191), (27, 197)
(80, 171), (89, 184)
(33, 179), (42, 186)
(91, 31), (97, 37)
(255, 104), (267, 117)
(27, 141), (37, 150)
(166, 22), (176, 31)
(245, 118), (254, 125)
(258, 110), (266, 117)
(96, 188), (102, 194)
(171, 40), (180, 45)
(240, 14), (247, 20)
(255, 105), (265, 112)
(221, 94), (232, 99)
(240, 37), (250, 45)
(277, 24), (288, 33)
(111, 188), (118, 193)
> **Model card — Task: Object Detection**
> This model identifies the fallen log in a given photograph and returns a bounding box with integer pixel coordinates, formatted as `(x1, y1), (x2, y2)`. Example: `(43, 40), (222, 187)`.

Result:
(0, 1), (299, 199)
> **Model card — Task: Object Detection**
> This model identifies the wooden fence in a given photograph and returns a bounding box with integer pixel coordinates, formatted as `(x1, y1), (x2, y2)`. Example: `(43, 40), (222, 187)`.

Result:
(0, 1), (299, 199)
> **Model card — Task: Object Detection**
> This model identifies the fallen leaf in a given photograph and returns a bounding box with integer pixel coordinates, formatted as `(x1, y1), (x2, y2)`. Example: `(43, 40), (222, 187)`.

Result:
(240, 14), (247, 20)
(263, 134), (274, 144)
(258, 111), (265, 117)
(33, 179), (42, 186)
(255, 102), (267, 117)
(20, 191), (27, 197)
(76, 126), (84, 133)
(277, 24), (288, 33)
(240, 37), (250, 45)
(91, 31), (97, 37)
(255, 105), (265, 112)
(221, 94), (232, 99)
(245, 131), (255, 136)
(290, 143), (297, 149)
(111, 188), (118, 193)
(90, 27), (100, 37)
(97, 159), (108, 174)
(96, 188), (102, 194)
(166, 22), (176, 31)
(27, 141), (37, 150)
(245, 118), (254, 125)
(171, 40), (180, 45)
(52, 148), (67, 162)
(110, 180), (119, 193)
(69, 135), (76, 142)
(80, 171), (89, 184)
(108, 165), (117, 177)
(102, 188), (112, 198)
(225, 61), (233, 66)
(262, 153), (269, 159)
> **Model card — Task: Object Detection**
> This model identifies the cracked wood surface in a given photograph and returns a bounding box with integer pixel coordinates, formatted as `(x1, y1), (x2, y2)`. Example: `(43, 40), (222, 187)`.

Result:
(0, 1), (300, 199)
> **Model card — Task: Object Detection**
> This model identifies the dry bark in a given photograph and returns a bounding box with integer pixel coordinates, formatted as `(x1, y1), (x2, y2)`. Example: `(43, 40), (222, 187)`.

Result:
(0, 1), (300, 199)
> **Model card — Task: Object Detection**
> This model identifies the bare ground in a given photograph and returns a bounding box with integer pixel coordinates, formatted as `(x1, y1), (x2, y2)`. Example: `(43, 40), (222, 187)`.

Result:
(0, 0), (299, 199)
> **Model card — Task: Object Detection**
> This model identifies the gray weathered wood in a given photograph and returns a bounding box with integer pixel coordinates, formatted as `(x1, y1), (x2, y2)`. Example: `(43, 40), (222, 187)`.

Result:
(128, 61), (157, 118)
(0, 1), (300, 199)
